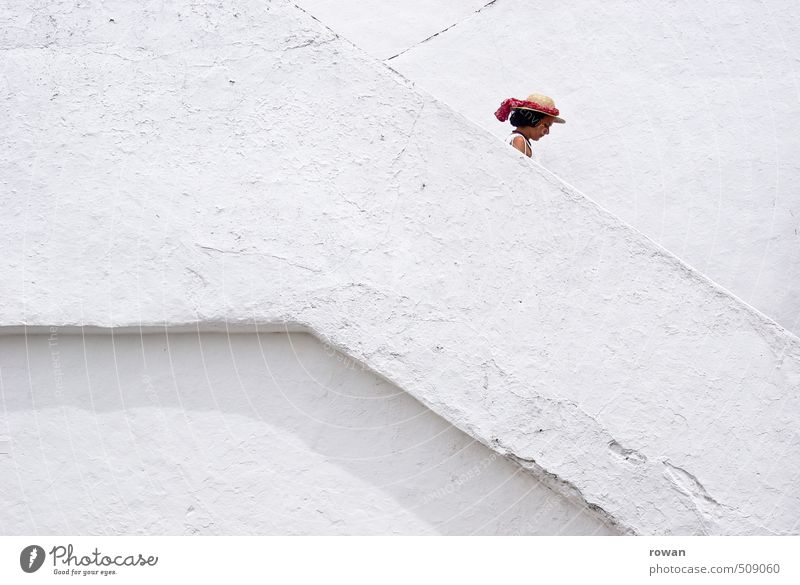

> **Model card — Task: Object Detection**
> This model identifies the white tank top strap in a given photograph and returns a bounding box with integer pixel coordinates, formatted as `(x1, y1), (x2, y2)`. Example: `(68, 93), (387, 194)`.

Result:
(508, 132), (532, 156)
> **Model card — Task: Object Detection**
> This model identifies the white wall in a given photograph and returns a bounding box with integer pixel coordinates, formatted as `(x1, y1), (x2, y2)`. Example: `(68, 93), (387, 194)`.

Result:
(0, 331), (614, 535)
(3, 0), (800, 535)
(297, 0), (490, 60)
(299, 0), (800, 338)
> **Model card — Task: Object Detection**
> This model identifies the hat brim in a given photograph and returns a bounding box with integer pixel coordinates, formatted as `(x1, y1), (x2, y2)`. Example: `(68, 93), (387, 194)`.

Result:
(513, 106), (566, 124)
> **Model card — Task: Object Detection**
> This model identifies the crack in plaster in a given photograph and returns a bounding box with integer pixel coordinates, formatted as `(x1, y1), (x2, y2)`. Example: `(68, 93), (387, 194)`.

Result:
(185, 267), (209, 287)
(392, 99), (426, 165)
(197, 244), (245, 255)
(477, 386), (664, 533)
(196, 244), (323, 273)
(283, 34), (336, 51)
(291, 3), (344, 44)
(384, 0), (501, 62)
(658, 459), (777, 535)
(608, 439), (647, 465)
(663, 460), (722, 509)
(495, 443), (634, 535)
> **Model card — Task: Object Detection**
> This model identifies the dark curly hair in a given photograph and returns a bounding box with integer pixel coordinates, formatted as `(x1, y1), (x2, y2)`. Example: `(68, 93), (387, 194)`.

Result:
(509, 108), (544, 128)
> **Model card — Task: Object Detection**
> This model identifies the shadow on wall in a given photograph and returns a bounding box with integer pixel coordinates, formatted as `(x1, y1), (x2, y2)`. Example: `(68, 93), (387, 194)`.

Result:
(0, 330), (616, 535)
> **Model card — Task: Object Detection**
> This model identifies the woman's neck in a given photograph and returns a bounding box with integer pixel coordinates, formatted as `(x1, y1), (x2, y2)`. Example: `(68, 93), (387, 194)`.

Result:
(513, 127), (532, 141)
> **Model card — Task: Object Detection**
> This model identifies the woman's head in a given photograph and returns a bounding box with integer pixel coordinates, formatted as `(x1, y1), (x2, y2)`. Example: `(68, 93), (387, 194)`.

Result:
(510, 109), (555, 141)
(494, 93), (565, 141)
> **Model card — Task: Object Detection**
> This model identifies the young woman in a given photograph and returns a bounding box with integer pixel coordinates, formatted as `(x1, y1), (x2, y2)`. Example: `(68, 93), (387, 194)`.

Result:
(494, 93), (565, 157)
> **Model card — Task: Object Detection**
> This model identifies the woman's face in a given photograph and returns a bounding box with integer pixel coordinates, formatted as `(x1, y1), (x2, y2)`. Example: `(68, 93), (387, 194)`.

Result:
(531, 115), (555, 141)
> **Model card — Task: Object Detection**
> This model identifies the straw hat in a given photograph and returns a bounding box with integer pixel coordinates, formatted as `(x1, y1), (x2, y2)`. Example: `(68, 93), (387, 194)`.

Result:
(495, 92), (566, 124)
(514, 93), (566, 124)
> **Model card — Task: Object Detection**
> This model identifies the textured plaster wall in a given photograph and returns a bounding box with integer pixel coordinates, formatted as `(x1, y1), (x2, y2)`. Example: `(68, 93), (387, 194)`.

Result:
(2, 0), (800, 535)
(296, 0), (491, 60)
(0, 331), (613, 535)
(298, 0), (800, 338)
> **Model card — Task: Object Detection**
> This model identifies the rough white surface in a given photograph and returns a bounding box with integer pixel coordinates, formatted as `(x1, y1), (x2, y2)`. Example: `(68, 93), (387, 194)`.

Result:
(298, 0), (800, 338)
(0, 332), (614, 535)
(296, 0), (491, 60)
(2, 0), (800, 535)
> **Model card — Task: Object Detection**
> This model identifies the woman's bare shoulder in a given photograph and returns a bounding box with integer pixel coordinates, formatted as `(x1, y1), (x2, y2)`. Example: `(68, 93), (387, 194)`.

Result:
(510, 134), (531, 156)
